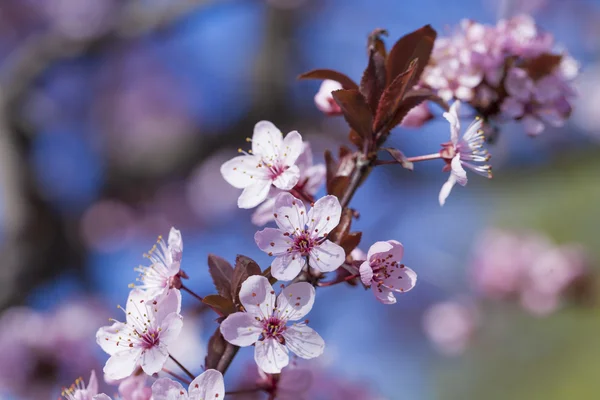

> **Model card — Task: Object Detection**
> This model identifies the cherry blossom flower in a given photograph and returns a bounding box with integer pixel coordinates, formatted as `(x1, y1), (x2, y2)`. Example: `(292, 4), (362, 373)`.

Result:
(117, 370), (152, 400)
(220, 121), (304, 209)
(252, 142), (326, 226)
(151, 369), (224, 400)
(254, 192), (345, 281)
(422, 300), (479, 356)
(132, 227), (184, 298)
(60, 370), (100, 400)
(220, 275), (325, 374)
(96, 289), (183, 380)
(438, 101), (492, 206)
(314, 80), (343, 115)
(359, 240), (417, 304)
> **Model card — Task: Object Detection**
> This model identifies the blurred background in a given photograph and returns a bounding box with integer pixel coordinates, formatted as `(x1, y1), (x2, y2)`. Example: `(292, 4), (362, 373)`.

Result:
(0, 0), (599, 399)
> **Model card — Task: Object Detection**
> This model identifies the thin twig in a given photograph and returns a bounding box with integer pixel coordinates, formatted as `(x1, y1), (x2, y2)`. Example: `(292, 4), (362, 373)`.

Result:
(169, 354), (195, 380)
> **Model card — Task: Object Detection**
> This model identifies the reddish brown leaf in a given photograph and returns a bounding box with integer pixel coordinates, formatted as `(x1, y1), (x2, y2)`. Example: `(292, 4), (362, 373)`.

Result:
(328, 175), (351, 199)
(329, 208), (353, 243)
(349, 129), (363, 149)
(202, 294), (237, 316)
(207, 254), (234, 300)
(522, 53), (562, 80)
(298, 69), (359, 90)
(387, 92), (441, 130)
(381, 147), (414, 170)
(386, 25), (437, 85)
(205, 327), (227, 370)
(232, 255), (261, 304)
(324, 150), (337, 194)
(360, 49), (387, 113)
(262, 267), (278, 285)
(368, 28), (389, 60)
(331, 89), (373, 140)
(340, 231), (362, 254)
(373, 59), (419, 133)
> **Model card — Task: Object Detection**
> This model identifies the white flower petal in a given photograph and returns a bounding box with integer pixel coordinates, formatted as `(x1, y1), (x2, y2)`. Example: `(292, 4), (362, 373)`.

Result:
(372, 285), (397, 304)
(359, 261), (374, 286)
(439, 173), (457, 206)
(254, 338), (290, 374)
(272, 165), (300, 191)
(93, 395), (113, 400)
(273, 192), (308, 234)
(158, 312), (183, 347)
(151, 378), (187, 400)
(275, 282), (315, 322)
(443, 101), (461, 144)
(253, 121), (284, 157)
(251, 196), (278, 226)
(104, 348), (141, 380)
(168, 227), (183, 262)
(96, 322), (128, 356)
(255, 227), (293, 256)
(87, 370), (99, 395)
(271, 253), (306, 281)
(220, 155), (265, 189)
(220, 312), (262, 347)
(238, 275), (276, 319)
(306, 195), (342, 237)
(140, 345), (169, 376)
(308, 241), (345, 273)
(155, 289), (182, 321)
(281, 130), (304, 167)
(366, 241), (393, 262)
(283, 324), (325, 360)
(382, 265), (417, 293)
(451, 155), (468, 186)
(188, 370), (225, 400)
(238, 179), (272, 209)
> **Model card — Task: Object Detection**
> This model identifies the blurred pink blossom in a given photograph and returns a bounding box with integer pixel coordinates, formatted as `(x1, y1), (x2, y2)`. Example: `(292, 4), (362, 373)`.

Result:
(400, 102), (434, 128)
(422, 299), (479, 356)
(314, 80), (343, 116)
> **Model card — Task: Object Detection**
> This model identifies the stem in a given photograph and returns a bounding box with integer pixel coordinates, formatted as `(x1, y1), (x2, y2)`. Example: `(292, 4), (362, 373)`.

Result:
(226, 387), (264, 396)
(290, 187), (314, 204)
(318, 273), (360, 287)
(340, 155), (372, 209)
(406, 153), (442, 162)
(181, 284), (204, 302)
(216, 343), (239, 375)
(162, 368), (191, 385)
(169, 354), (195, 380)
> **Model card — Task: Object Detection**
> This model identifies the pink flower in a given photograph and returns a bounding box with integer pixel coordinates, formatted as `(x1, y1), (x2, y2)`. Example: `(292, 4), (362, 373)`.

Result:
(257, 365), (312, 399)
(220, 121), (304, 209)
(254, 192), (345, 281)
(314, 80), (343, 115)
(400, 102), (434, 128)
(118, 371), (152, 400)
(252, 142), (326, 226)
(61, 370), (101, 400)
(151, 370), (224, 400)
(96, 289), (183, 380)
(439, 101), (492, 206)
(423, 300), (478, 356)
(359, 240), (417, 304)
(220, 275), (325, 374)
(132, 227), (184, 298)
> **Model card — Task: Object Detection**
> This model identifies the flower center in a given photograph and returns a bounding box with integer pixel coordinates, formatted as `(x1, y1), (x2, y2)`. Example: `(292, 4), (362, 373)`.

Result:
(262, 316), (286, 343)
(372, 255), (400, 283)
(292, 233), (314, 255)
(139, 329), (160, 349)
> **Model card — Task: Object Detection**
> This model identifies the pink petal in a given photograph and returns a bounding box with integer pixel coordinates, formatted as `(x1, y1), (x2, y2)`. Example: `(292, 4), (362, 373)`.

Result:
(273, 192), (308, 234)
(93, 395), (113, 400)
(522, 115), (545, 136)
(439, 173), (457, 206)
(303, 164), (326, 194)
(271, 253), (306, 281)
(220, 312), (262, 347)
(254, 338), (290, 374)
(158, 313), (183, 347)
(308, 240), (345, 273)
(443, 101), (461, 144)
(281, 130), (303, 167)
(275, 282), (315, 322)
(167, 227), (183, 263)
(372, 285), (397, 304)
(96, 322), (127, 356)
(306, 195), (342, 237)
(88, 370), (99, 396)
(220, 155), (265, 189)
(251, 196), (277, 226)
(188, 369), (225, 400)
(500, 96), (524, 118)
(385, 240), (404, 260)
(255, 227), (293, 256)
(238, 179), (272, 209)
(238, 275), (276, 319)
(104, 348), (141, 380)
(252, 121), (284, 157)
(272, 165), (300, 191)
(382, 265), (417, 293)
(155, 289), (182, 321)
(125, 289), (150, 325)
(140, 345), (169, 376)
(359, 261), (374, 286)
(283, 324), (325, 359)
(367, 241), (394, 263)
(151, 378), (187, 400)
(451, 155), (467, 186)
(278, 368), (312, 396)
(295, 142), (314, 170)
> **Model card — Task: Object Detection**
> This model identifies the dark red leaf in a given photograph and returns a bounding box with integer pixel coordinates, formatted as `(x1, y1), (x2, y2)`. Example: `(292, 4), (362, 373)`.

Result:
(373, 59), (419, 133)
(381, 148), (414, 170)
(298, 69), (359, 90)
(368, 28), (389, 60)
(329, 175), (351, 199)
(329, 208), (353, 243)
(331, 89), (373, 140)
(340, 231), (362, 254)
(522, 53), (562, 80)
(207, 254), (234, 300)
(262, 267), (278, 285)
(387, 89), (446, 130)
(204, 327), (227, 370)
(324, 150), (337, 194)
(349, 129), (363, 149)
(360, 50), (387, 113)
(232, 255), (261, 304)
(386, 25), (437, 85)
(202, 294), (237, 316)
